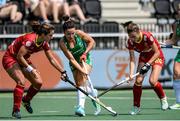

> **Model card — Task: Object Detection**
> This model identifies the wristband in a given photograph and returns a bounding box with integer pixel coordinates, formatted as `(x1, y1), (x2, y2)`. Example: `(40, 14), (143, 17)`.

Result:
(146, 63), (151, 66)
(83, 53), (87, 56)
(26, 65), (34, 72)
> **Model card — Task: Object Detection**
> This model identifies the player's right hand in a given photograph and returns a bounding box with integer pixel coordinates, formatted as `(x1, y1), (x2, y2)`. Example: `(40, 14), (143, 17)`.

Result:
(127, 74), (134, 83)
(61, 71), (68, 81)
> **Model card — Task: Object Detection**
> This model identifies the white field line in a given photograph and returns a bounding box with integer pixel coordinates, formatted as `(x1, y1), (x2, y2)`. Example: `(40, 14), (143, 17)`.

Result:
(0, 95), (176, 100)
(40, 110), (60, 113)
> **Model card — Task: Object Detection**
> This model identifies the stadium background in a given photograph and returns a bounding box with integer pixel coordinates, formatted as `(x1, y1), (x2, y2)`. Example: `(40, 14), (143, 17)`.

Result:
(0, 0), (178, 91)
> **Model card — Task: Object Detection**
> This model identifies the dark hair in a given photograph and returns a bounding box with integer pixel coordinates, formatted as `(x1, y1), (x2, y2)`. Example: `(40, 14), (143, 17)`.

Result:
(29, 20), (41, 32)
(62, 15), (75, 31)
(29, 20), (55, 35)
(122, 21), (139, 34)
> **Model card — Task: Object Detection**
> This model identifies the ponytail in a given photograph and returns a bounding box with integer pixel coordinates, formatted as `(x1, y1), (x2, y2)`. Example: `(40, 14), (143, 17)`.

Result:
(29, 20), (41, 33)
(62, 15), (75, 31)
(122, 21), (139, 34)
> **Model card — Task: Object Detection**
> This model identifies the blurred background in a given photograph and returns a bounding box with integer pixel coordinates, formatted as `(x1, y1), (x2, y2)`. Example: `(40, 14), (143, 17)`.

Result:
(0, 0), (178, 91)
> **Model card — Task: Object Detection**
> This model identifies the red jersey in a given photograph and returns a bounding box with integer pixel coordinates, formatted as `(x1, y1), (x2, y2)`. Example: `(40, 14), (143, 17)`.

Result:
(126, 31), (164, 66)
(2, 33), (50, 69)
(7, 32), (50, 59)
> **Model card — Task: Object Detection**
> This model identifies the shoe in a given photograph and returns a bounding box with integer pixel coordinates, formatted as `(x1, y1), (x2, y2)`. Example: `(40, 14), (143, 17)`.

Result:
(129, 106), (140, 115)
(91, 89), (101, 115)
(161, 97), (168, 110)
(22, 97), (33, 113)
(75, 105), (85, 117)
(12, 111), (21, 119)
(169, 103), (180, 110)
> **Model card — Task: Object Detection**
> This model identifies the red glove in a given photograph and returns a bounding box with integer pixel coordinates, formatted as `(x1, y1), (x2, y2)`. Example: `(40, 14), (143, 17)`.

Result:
(80, 53), (87, 62)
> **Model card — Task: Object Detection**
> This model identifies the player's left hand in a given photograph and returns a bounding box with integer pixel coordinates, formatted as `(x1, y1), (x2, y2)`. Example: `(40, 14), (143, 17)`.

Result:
(140, 63), (151, 75)
(80, 53), (87, 62)
(61, 70), (68, 81)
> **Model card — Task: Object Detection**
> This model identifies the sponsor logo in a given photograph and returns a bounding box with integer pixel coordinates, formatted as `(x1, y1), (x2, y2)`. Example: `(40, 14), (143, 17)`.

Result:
(106, 51), (130, 84)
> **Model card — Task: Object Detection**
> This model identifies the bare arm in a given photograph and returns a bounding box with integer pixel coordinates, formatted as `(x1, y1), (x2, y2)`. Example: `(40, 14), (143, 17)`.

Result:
(166, 24), (177, 45)
(59, 40), (87, 74)
(76, 30), (95, 54)
(16, 46), (31, 68)
(129, 50), (136, 76)
(44, 49), (65, 73)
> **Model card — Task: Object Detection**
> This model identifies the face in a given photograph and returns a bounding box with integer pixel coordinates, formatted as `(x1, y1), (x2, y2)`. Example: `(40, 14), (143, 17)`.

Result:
(127, 27), (140, 42)
(44, 30), (54, 42)
(64, 28), (75, 40)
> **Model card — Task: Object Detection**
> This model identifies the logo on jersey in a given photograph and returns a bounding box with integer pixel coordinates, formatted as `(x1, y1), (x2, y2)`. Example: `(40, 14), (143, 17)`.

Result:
(25, 41), (32, 47)
(150, 36), (154, 42)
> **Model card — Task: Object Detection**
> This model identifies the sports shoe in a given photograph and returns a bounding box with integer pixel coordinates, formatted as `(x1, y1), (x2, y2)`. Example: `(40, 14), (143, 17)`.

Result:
(160, 97), (168, 110)
(75, 105), (85, 117)
(129, 106), (140, 115)
(22, 97), (33, 113)
(169, 103), (180, 110)
(12, 111), (21, 119)
(91, 89), (101, 115)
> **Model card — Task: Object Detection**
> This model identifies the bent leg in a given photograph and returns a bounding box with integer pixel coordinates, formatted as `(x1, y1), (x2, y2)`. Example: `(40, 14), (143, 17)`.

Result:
(21, 66), (42, 102)
(149, 65), (165, 99)
(173, 61), (180, 104)
(6, 63), (26, 113)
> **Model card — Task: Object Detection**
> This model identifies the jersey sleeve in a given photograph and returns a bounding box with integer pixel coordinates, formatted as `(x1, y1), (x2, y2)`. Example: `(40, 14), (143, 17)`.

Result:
(146, 32), (155, 46)
(22, 35), (34, 50)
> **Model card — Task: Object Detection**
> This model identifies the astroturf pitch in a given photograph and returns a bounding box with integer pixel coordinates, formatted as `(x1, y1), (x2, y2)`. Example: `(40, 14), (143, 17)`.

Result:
(0, 89), (179, 120)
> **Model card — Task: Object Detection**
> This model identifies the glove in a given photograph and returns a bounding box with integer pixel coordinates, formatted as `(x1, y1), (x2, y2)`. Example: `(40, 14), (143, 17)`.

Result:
(60, 70), (68, 81)
(140, 63), (151, 75)
(80, 53), (87, 62)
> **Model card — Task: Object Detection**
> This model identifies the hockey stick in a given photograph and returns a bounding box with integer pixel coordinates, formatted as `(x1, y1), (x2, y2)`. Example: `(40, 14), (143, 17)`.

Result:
(97, 72), (140, 98)
(64, 77), (118, 116)
(82, 61), (96, 97)
(159, 42), (180, 49)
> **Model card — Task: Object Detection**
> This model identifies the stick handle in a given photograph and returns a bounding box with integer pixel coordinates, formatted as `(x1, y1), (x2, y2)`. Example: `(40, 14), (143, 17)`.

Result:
(64, 77), (117, 115)
(97, 72), (139, 98)
(159, 42), (180, 49)
(82, 61), (94, 89)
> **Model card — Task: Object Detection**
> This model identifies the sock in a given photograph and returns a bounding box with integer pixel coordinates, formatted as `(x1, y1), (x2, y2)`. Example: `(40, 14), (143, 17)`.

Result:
(133, 84), (142, 107)
(173, 80), (180, 103)
(77, 86), (86, 108)
(86, 85), (97, 97)
(13, 85), (24, 112)
(23, 85), (39, 102)
(153, 82), (165, 99)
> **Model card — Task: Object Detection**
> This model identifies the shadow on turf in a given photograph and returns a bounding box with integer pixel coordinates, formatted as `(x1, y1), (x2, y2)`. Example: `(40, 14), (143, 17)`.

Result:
(18, 113), (120, 119)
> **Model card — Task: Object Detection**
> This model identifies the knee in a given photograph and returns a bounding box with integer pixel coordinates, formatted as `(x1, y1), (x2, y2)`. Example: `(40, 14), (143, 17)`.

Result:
(135, 76), (143, 86)
(17, 12), (22, 18)
(34, 80), (42, 89)
(11, 4), (17, 10)
(76, 80), (85, 87)
(17, 80), (25, 87)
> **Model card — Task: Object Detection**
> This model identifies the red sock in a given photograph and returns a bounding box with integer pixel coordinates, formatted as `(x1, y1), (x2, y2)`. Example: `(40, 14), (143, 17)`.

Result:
(153, 82), (165, 99)
(23, 85), (39, 102)
(133, 84), (142, 107)
(13, 85), (24, 112)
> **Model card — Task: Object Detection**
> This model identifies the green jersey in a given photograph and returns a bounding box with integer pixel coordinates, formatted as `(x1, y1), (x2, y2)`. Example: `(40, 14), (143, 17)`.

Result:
(176, 20), (180, 37)
(63, 33), (92, 71)
(175, 49), (180, 62)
